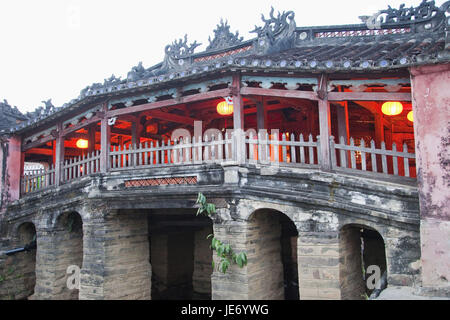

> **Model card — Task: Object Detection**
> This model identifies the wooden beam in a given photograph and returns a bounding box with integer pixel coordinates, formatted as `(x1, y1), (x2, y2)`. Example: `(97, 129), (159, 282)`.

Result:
(241, 87), (318, 101)
(22, 135), (54, 152)
(143, 110), (196, 126)
(25, 147), (80, 157)
(62, 115), (102, 136)
(328, 92), (411, 101)
(107, 88), (232, 118)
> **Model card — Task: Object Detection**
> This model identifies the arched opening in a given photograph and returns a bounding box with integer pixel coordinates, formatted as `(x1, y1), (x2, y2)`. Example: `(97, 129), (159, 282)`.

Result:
(17, 222), (37, 299)
(0, 222), (37, 300)
(339, 224), (387, 300)
(54, 211), (83, 300)
(247, 209), (299, 300)
(147, 209), (213, 300)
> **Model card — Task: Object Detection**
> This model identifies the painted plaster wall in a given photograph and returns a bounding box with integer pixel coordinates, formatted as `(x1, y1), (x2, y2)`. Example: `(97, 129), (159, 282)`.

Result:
(410, 63), (450, 289)
(0, 136), (21, 208)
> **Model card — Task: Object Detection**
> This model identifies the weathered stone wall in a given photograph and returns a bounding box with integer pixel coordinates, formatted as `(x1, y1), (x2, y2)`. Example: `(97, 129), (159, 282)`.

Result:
(80, 208), (151, 300)
(34, 212), (83, 300)
(193, 226), (213, 299)
(339, 226), (364, 300)
(246, 210), (284, 300)
(297, 231), (341, 300)
(1, 161), (422, 300)
(211, 219), (250, 300)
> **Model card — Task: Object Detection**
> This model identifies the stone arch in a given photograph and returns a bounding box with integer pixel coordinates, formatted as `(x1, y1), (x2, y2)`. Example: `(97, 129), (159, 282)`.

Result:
(238, 199), (299, 223)
(33, 211), (84, 300)
(56, 211), (83, 299)
(0, 222), (37, 299)
(339, 223), (387, 300)
(246, 208), (299, 300)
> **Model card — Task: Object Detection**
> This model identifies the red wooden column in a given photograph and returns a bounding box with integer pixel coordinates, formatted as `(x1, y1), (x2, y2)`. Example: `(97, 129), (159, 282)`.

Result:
(317, 75), (332, 170)
(100, 103), (111, 173)
(232, 73), (245, 164)
(131, 116), (142, 147)
(256, 97), (267, 131)
(54, 122), (65, 186)
(87, 124), (96, 154)
(336, 101), (350, 144)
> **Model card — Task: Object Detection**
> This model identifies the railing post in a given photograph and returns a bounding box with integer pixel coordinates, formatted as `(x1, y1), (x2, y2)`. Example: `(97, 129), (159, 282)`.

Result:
(54, 122), (64, 186)
(232, 73), (246, 164)
(100, 103), (111, 173)
(318, 74), (332, 171)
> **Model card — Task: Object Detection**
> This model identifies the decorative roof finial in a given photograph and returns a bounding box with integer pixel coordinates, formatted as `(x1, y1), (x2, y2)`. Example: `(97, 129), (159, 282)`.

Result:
(251, 7), (296, 55)
(206, 19), (243, 51)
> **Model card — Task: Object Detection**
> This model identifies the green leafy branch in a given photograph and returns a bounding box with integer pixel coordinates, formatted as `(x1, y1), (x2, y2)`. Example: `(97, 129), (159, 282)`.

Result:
(196, 192), (248, 274)
(208, 234), (248, 274)
(196, 192), (216, 216)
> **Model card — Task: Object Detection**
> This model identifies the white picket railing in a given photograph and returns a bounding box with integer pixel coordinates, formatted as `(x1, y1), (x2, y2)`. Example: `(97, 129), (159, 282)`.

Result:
(109, 132), (234, 170)
(330, 136), (416, 178)
(62, 150), (101, 183)
(245, 131), (321, 166)
(21, 165), (56, 194)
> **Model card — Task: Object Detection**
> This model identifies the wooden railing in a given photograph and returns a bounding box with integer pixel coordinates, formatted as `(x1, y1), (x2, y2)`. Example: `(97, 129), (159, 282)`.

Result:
(21, 166), (56, 194)
(330, 136), (416, 178)
(19, 132), (417, 196)
(245, 132), (321, 167)
(109, 133), (234, 170)
(62, 151), (101, 183)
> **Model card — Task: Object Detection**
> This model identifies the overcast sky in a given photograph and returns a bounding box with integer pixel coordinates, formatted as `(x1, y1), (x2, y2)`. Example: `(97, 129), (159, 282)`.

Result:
(0, 0), (445, 113)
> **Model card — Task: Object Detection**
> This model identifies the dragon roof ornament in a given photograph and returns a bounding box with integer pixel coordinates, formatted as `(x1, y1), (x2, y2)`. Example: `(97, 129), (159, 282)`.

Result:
(362, 0), (450, 32)
(161, 34), (201, 70)
(206, 19), (244, 51)
(251, 7), (296, 55)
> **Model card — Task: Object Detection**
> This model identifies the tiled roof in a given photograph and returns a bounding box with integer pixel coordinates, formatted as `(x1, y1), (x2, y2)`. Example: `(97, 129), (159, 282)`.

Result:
(2, 0), (449, 134)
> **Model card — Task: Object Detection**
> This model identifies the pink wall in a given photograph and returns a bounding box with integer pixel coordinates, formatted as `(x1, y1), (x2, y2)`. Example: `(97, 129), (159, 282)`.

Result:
(410, 63), (450, 288)
(0, 135), (22, 210)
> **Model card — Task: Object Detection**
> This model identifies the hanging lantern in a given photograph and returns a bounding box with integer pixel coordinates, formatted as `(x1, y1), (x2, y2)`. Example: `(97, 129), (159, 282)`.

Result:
(146, 123), (158, 134)
(217, 99), (233, 116)
(76, 139), (89, 149)
(381, 101), (403, 116)
(407, 111), (413, 122)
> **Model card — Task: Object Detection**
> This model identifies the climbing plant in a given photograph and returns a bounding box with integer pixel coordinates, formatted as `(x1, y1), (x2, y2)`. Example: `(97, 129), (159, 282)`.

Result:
(196, 193), (248, 274)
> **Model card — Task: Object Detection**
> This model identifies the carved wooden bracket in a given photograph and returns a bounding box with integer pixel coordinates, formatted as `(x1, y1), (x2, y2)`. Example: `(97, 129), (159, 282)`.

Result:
(230, 86), (239, 96)
(50, 129), (59, 138)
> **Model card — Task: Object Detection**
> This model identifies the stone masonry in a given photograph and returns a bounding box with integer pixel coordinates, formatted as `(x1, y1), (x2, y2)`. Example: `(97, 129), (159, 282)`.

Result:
(79, 207), (151, 300)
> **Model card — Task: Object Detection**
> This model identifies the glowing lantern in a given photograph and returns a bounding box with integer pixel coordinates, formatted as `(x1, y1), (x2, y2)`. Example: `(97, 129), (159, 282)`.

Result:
(217, 100), (233, 116)
(146, 123), (158, 134)
(76, 139), (89, 149)
(381, 101), (403, 116)
(407, 111), (413, 122)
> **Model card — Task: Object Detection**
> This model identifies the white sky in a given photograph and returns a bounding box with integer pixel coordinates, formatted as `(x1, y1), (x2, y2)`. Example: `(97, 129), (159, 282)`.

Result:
(0, 0), (445, 113)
